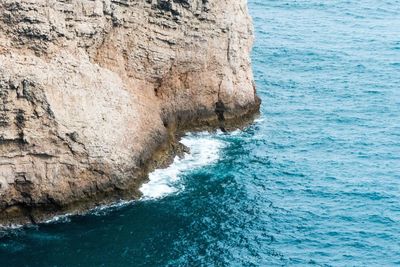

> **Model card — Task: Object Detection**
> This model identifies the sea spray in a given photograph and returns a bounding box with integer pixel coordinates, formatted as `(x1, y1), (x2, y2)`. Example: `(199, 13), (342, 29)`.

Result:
(140, 133), (226, 199)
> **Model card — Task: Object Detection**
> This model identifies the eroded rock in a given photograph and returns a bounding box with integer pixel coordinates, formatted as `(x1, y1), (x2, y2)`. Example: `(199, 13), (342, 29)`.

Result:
(0, 0), (260, 225)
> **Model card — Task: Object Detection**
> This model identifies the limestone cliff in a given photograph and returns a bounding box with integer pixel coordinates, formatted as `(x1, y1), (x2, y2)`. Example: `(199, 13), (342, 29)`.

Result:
(0, 0), (259, 225)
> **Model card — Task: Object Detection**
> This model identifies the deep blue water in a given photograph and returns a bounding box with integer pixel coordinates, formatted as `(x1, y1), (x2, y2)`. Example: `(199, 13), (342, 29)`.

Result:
(1, 0), (400, 266)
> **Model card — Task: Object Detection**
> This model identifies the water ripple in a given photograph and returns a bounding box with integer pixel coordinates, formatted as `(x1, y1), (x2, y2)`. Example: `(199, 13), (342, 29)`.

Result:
(0, 0), (399, 266)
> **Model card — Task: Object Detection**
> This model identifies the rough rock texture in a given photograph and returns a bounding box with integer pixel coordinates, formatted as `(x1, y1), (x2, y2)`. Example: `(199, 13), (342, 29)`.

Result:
(0, 0), (259, 225)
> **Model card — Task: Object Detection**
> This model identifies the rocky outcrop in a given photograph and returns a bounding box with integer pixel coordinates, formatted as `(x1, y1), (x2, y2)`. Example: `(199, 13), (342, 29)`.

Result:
(0, 0), (259, 225)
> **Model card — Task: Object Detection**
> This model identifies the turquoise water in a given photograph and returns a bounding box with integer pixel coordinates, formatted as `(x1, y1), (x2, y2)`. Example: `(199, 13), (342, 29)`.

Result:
(1, 0), (400, 266)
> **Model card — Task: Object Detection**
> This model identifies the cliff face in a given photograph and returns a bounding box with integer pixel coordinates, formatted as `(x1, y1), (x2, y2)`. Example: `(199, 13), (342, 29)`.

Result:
(0, 0), (259, 225)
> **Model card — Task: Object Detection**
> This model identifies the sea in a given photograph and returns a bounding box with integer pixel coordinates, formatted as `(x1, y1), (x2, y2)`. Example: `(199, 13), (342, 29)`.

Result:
(1, 0), (400, 266)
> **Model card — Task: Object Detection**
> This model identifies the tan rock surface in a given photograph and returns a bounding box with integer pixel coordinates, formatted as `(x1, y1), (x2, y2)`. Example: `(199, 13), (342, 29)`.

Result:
(0, 0), (259, 225)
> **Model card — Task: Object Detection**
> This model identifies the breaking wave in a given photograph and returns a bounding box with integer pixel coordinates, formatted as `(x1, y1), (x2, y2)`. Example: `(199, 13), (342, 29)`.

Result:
(140, 132), (226, 199)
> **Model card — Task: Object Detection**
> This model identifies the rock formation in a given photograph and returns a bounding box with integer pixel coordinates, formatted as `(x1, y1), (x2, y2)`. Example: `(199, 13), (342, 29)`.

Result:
(0, 0), (259, 225)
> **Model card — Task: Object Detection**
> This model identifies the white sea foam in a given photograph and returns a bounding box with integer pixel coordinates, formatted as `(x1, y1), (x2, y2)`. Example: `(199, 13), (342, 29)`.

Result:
(43, 214), (72, 224)
(0, 223), (24, 230)
(254, 117), (265, 123)
(140, 133), (225, 200)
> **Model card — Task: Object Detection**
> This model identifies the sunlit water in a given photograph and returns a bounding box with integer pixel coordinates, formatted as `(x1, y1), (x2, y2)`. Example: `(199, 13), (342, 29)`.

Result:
(1, 0), (400, 266)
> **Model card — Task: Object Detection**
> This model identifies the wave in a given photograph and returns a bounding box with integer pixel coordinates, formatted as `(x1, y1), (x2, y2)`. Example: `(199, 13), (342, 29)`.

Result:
(140, 132), (226, 199)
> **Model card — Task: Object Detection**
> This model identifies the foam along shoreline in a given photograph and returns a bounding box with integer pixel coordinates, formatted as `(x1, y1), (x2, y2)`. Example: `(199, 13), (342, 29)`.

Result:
(0, 132), (226, 230)
(140, 132), (226, 199)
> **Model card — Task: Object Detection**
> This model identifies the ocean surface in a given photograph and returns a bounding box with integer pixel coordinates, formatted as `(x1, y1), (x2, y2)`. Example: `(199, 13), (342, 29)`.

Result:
(1, 0), (400, 266)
